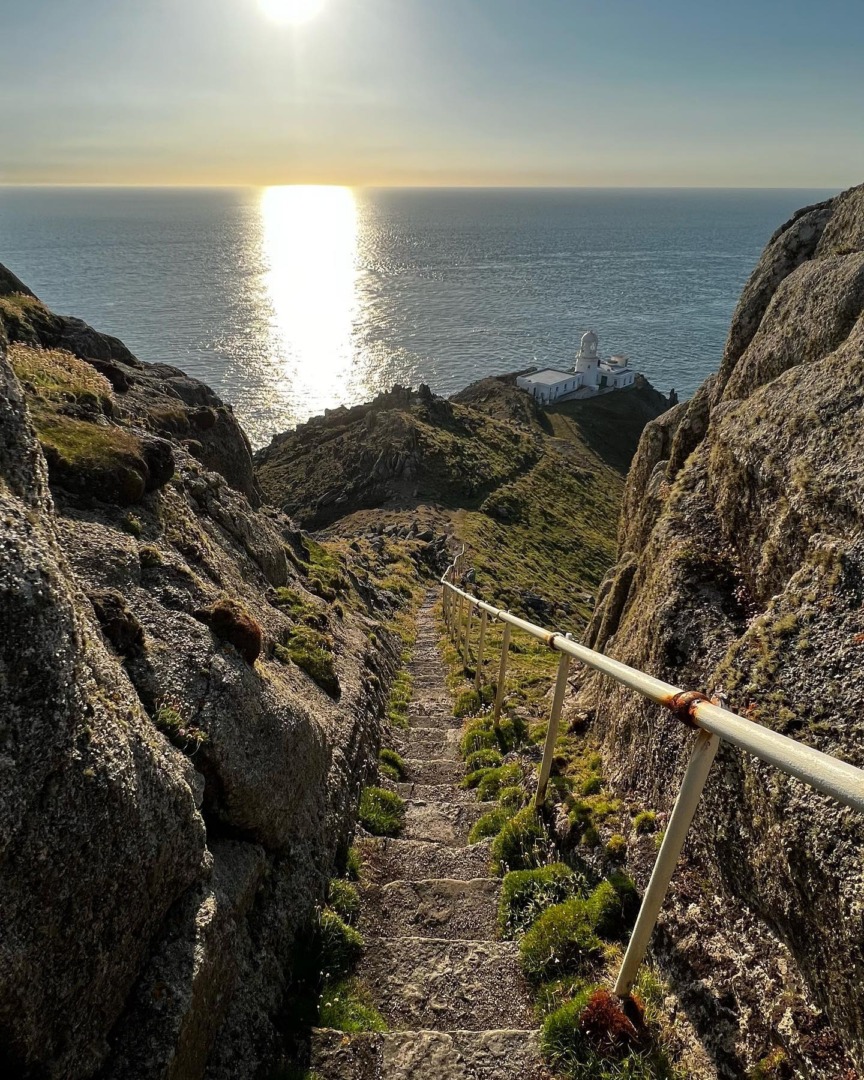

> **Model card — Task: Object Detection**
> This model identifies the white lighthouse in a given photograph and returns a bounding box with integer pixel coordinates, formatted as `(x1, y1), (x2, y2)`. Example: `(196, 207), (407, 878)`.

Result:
(575, 330), (600, 385)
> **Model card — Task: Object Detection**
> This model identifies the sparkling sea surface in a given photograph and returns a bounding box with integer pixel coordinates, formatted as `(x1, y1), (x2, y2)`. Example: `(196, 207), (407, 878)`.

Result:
(0, 186), (834, 447)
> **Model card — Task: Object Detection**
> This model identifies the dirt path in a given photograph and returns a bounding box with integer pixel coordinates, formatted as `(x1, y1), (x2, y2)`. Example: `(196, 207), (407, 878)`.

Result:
(310, 591), (548, 1079)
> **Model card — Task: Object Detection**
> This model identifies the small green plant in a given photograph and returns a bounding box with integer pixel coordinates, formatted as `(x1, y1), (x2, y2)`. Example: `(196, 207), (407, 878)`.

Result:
(581, 825), (601, 849)
(490, 807), (547, 873)
(121, 512), (143, 537)
(327, 879), (360, 924)
(153, 697), (209, 752)
(454, 687), (482, 717)
(605, 834), (627, 862)
(475, 763), (522, 802)
(519, 898), (603, 982)
(498, 784), (528, 810)
(632, 811), (657, 835)
(387, 670), (413, 728)
(318, 909), (363, 980)
(345, 845), (362, 882)
(749, 1048), (790, 1080)
(586, 880), (633, 939)
(468, 806), (513, 843)
(378, 747), (406, 782)
(276, 625), (339, 698)
(358, 786), (405, 837)
(465, 748), (503, 772)
(499, 862), (591, 938)
(318, 978), (386, 1033)
(580, 775), (602, 796)
(460, 720), (498, 756)
(138, 543), (162, 567)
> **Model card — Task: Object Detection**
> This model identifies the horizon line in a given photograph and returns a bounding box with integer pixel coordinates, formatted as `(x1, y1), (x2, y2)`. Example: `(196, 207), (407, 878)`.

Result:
(0, 181), (844, 192)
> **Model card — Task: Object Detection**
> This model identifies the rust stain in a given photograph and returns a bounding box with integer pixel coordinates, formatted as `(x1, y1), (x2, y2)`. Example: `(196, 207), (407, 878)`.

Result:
(662, 690), (711, 729)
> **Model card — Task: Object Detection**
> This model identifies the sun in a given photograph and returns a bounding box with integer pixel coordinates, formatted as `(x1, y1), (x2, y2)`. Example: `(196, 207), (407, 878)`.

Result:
(259, 0), (326, 25)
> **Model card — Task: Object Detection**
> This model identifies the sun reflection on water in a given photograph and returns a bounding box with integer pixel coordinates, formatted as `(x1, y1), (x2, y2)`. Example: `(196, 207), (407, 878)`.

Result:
(260, 185), (362, 425)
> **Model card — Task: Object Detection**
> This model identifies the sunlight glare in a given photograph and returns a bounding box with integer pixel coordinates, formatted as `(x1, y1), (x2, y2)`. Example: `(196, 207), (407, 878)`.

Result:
(259, 0), (325, 25)
(260, 186), (359, 421)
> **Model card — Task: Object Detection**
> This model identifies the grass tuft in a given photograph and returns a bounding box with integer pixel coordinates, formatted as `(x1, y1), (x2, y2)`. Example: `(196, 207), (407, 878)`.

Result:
(318, 978), (386, 1033)
(490, 806), (547, 873)
(358, 786), (405, 837)
(499, 862), (592, 938)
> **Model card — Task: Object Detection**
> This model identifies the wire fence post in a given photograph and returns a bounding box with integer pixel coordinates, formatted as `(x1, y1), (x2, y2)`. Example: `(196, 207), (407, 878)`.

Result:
(535, 650), (571, 806)
(614, 728), (720, 998)
(462, 601), (473, 669)
(475, 610), (488, 689)
(492, 622), (511, 727)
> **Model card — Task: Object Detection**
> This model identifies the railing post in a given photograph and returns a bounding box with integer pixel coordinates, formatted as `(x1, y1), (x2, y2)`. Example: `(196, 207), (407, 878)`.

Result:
(614, 729), (720, 998)
(462, 601), (473, 669)
(456, 593), (464, 645)
(492, 622), (511, 727)
(474, 610), (488, 690)
(534, 650), (571, 807)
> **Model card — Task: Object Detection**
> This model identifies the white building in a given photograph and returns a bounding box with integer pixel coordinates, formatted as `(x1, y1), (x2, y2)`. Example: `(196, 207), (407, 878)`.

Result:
(516, 331), (635, 403)
(575, 331), (635, 391)
(515, 368), (581, 404)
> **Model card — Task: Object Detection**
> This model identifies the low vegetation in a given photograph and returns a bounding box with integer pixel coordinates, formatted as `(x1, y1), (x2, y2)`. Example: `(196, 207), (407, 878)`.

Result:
(378, 747), (406, 782)
(358, 786), (405, 837)
(275, 627), (339, 697)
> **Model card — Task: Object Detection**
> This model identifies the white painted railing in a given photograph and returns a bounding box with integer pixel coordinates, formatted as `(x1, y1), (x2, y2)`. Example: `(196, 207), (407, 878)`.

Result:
(440, 549), (864, 998)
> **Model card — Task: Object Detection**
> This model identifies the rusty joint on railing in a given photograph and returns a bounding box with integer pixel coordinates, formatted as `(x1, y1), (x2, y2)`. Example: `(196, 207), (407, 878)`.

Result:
(662, 690), (711, 730)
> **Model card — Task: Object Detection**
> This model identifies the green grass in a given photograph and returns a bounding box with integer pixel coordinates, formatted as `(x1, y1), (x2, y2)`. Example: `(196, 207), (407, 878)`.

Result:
(632, 811), (657, 835)
(468, 806), (513, 843)
(474, 763), (522, 802)
(345, 845), (362, 881)
(490, 806), (548, 873)
(378, 747), (406, 782)
(275, 626), (340, 698)
(499, 862), (593, 938)
(519, 898), (604, 982)
(358, 786), (405, 837)
(318, 909), (363, 981)
(459, 713), (527, 757)
(540, 988), (679, 1079)
(498, 783), (529, 810)
(327, 879), (360, 924)
(465, 748), (503, 772)
(318, 978), (386, 1033)
(387, 669), (413, 728)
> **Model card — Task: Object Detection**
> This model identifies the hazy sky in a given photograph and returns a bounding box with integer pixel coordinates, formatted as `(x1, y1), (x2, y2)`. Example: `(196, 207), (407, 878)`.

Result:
(2, 0), (863, 187)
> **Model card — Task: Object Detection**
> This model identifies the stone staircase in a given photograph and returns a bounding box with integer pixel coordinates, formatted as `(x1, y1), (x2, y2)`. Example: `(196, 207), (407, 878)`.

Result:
(310, 593), (550, 1079)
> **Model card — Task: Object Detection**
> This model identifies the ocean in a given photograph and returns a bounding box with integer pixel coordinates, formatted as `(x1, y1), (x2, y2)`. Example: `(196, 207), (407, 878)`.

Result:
(0, 186), (833, 448)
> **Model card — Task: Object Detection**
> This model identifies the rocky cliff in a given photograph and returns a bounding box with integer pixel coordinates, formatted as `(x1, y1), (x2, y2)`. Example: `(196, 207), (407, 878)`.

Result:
(583, 184), (864, 1076)
(0, 270), (415, 1079)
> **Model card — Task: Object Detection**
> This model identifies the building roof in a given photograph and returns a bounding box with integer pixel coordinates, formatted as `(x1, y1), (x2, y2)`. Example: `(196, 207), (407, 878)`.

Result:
(520, 368), (575, 386)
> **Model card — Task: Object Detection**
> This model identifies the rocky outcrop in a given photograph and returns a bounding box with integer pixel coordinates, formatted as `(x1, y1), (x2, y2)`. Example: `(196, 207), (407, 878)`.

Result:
(0, 271), (409, 1079)
(583, 184), (864, 1075)
(0, 281), (258, 503)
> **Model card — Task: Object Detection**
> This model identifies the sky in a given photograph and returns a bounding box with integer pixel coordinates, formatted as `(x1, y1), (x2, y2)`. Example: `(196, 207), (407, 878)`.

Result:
(1, 0), (863, 188)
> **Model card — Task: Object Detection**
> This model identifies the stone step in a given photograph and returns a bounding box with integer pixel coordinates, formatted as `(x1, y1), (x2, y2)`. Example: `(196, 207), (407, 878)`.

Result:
(310, 1028), (550, 1080)
(393, 781), (470, 802)
(356, 837), (493, 885)
(357, 938), (534, 1032)
(401, 758), (464, 786)
(403, 798), (487, 847)
(406, 703), (457, 728)
(358, 879), (500, 941)
(395, 726), (461, 762)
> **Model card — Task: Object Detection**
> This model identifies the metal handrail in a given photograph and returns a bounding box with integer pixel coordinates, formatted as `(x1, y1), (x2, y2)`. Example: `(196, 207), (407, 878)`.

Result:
(440, 552), (864, 998)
